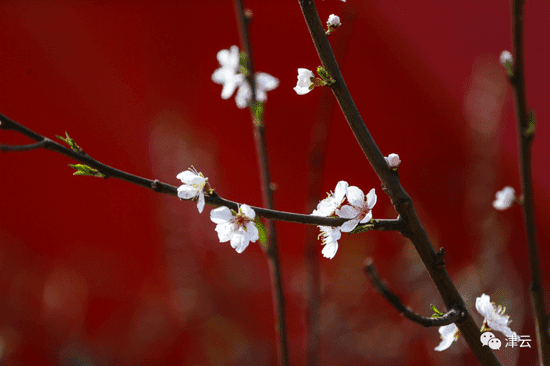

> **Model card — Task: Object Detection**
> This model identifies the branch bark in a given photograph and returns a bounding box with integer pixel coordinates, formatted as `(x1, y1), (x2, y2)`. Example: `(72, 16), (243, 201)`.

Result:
(297, 1), (501, 364)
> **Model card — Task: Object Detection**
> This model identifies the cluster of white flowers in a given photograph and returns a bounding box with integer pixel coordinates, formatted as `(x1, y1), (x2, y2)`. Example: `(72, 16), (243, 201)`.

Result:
(212, 45), (279, 108)
(312, 181), (377, 259)
(492, 186), (516, 210)
(177, 168), (259, 253)
(435, 293), (517, 351)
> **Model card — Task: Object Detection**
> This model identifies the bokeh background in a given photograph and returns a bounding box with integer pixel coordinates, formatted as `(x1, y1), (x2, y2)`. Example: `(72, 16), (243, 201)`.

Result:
(1, 0), (549, 365)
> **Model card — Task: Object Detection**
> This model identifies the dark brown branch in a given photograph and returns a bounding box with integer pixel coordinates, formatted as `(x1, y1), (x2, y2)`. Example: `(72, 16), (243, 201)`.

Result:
(233, 2), (289, 365)
(0, 113), (405, 229)
(364, 258), (463, 328)
(510, 0), (550, 363)
(297, 1), (500, 364)
(1, 140), (47, 151)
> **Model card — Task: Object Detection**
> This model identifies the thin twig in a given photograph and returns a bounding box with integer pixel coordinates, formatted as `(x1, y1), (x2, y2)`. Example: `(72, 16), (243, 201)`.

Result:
(364, 258), (463, 327)
(0, 114), (403, 227)
(510, 0), (550, 363)
(233, 1), (289, 364)
(297, 1), (500, 364)
(0, 140), (47, 151)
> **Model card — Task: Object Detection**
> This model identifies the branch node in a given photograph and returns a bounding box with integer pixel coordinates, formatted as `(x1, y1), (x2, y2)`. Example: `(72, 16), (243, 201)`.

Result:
(151, 179), (161, 192)
(435, 247), (446, 267)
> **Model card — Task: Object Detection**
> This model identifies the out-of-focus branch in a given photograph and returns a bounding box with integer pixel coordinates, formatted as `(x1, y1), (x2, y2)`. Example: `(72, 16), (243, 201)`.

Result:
(304, 7), (357, 365)
(510, 0), (550, 364)
(297, 1), (500, 364)
(364, 258), (463, 327)
(233, 1), (288, 364)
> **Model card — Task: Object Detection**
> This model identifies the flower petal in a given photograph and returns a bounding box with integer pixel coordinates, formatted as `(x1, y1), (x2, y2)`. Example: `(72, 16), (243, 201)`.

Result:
(340, 219), (359, 233)
(435, 323), (458, 351)
(322, 241), (338, 259)
(177, 185), (199, 199)
(334, 181), (349, 202)
(336, 205), (359, 219)
(359, 211), (372, 224)
(197, 191), (205, 213)
(215, 222), (233, 242)
(230, 229), (249, 253)
(366, 188), (377, 209)
(210, 206), (233, 224)
(245, 222), (259, 242)
(346, 186), (364, 207)
(240, 204), (256, 220)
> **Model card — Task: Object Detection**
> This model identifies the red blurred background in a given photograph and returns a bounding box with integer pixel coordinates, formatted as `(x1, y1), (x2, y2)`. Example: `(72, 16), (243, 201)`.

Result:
(1, 0), (549, 365)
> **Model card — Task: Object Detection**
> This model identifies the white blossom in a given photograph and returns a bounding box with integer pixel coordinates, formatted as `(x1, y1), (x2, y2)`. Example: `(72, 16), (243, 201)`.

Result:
(235, 72), (280, 109)
(336, 187), (377, 232)
(434, 323), (459, 351)
(500, 50), (513, 68)
(385, 153), (401, 169)
(176, 167), (208, 213)
(212, 45), (245, 99)
(312, 181), (348, 217)
(318, 225), (342, 259)
(475, 294), (517, 338)
(327, 14), (341, 28)
(492, 186), (516, 210)
(210, 204), (259, 253)
(294, 68), (315, 95)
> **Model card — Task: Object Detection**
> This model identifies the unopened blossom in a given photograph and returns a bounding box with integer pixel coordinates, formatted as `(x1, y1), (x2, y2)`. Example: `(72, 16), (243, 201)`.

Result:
(492, 186), (516, 210)
(434, 323), (459, 351)
(318, 225), (342, 259)
(235, 72), (280, 108)
(475, 294), (517, 338)
(294, 68), (315, 95)
(312, 181), (348, 217)
(177, 167), (208, 213)
(500, 50), (513, 66)
(385, 153), (401, 169)
(336, 187), (377, 232)
(212, 45), (245, 99)
(327, 14), (341, 28)
(210, 204), (259, 253)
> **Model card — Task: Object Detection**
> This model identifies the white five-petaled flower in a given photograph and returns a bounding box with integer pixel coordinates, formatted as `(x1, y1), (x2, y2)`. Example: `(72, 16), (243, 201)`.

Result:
(492, 186), (516, 210)
(210, 204), (259, 253)
(312, 181), (348, 217)
(336, 187), (377, 232)
(475, 294), (517, 338)
(434, 323), (459, 352)
(212, 46), (279, 108)
(385, 153), (401, 169)
(294, 68), (315, 95)
(318, 226), (342, 259)
(327, 14), (341, 28)
(235, 72), (280, 109)
(177, 167), (208, 213)
(212, 45), (245, 100)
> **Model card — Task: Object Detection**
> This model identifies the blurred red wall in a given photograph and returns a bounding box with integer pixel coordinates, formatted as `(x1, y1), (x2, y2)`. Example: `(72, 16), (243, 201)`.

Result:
(0, 0), (549, 365)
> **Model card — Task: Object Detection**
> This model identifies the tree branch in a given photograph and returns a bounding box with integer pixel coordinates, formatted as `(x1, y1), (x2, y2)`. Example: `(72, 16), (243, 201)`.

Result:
(510, 0), (550, 363)
(297, 1), (500, 364)
(1, 113), (405, 231)
(233, 0), (289, 364)
(364, 258), (463, 328)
